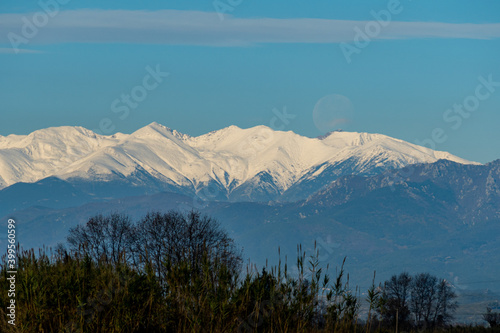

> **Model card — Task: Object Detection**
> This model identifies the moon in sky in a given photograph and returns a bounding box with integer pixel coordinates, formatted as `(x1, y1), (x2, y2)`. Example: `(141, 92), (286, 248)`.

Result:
(313, 94), (354, 133)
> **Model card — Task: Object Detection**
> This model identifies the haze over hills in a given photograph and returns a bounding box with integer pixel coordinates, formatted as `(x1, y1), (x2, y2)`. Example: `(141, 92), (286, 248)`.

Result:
(0, 122), (478, 204)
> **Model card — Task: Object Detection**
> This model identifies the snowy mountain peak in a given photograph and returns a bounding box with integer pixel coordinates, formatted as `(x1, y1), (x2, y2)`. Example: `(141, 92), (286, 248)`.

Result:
(131, 122), (190, 141)
(191, 125), (244, 143)
(317, 131), (383, 149)
(0, 123), (480, 201)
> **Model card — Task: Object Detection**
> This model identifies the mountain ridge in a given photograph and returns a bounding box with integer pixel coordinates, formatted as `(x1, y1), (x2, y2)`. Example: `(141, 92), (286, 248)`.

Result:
(0, 123), (480, 202)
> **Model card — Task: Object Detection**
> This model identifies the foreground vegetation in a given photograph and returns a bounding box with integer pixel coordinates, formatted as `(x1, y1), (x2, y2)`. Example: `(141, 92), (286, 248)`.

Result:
(0, 211), (497, 332)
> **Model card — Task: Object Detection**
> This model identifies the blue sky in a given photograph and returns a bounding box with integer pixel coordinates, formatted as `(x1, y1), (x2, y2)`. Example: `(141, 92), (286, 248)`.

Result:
(0, 0), (499, 163)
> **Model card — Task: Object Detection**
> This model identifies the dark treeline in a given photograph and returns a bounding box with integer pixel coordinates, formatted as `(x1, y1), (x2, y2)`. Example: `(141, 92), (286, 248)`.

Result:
(0, 211), (498, 332)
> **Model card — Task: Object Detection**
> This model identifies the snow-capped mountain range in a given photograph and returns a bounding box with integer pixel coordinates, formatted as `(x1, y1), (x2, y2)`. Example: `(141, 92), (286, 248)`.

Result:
(0, 122), (478, 201)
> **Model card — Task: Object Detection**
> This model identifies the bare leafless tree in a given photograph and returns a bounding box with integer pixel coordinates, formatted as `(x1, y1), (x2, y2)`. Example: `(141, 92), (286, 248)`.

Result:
(67, 213), (135, 264)
(379, 272), (457, 330)
(379, 272), (412, 328)
(67, 210), (243, 287)
(133, 210), (243, 286)
(411, 273), (437, 328)
(432, 279), (458, 327)
(483, 303), (500, 328)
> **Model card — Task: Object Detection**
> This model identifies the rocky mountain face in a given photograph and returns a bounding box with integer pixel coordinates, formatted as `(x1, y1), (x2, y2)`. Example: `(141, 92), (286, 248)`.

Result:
(305, 159), (500, 225)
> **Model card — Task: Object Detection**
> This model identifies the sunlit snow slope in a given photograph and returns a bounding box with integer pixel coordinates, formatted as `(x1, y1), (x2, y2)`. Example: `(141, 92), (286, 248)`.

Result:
(0, 122), (478, 201)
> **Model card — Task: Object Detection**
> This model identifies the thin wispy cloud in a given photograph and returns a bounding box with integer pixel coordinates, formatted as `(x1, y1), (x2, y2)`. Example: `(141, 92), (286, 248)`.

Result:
(0, 9), (499, 47)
